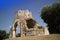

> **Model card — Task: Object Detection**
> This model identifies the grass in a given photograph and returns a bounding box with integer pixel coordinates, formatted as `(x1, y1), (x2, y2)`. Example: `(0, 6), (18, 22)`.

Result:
(6, 34), (60, 40)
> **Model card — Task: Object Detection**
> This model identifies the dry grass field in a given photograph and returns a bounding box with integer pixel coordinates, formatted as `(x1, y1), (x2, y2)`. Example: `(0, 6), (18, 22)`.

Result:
(6, 34), (60, 40)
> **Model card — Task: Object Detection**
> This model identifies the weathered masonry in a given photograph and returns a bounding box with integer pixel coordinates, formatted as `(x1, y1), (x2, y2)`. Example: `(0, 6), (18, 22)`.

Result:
(9, 10), (49, 38)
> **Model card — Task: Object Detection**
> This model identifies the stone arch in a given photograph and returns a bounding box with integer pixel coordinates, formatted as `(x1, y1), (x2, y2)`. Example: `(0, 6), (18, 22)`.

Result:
(14, 22), (18, 29)
(9, 19), (21, 38)
(9, 10), (39, 38)
(14, 21), (21, 37)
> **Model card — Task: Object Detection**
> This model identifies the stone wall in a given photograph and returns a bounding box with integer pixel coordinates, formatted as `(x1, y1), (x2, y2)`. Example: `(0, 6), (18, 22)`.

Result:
(9, 10), (49, 38)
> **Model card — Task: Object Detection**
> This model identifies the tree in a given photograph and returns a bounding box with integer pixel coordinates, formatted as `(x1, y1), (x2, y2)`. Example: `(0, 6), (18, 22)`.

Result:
(0, 30), (9, 40)
(5, 33), (9, 39)
(40, 3), (60, 34)
(0, 30), (6, 40)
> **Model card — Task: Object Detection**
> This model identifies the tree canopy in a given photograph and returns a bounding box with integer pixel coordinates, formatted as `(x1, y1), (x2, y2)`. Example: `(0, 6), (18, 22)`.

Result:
(0, 30), (9, 40)
(41, 3), (60, 34)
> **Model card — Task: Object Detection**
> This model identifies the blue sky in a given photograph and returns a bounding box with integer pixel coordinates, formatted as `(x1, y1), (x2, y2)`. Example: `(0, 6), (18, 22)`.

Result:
(0, 0), (60, 33)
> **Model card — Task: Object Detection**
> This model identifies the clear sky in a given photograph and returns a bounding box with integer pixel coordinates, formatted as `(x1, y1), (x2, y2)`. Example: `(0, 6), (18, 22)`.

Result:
(0, 0), (60, 33)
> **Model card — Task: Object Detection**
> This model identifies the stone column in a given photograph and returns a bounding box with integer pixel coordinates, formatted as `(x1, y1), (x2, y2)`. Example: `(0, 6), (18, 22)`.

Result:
(12, 26), (16, 38)
(33, 23), (38, 36)
(12, 30), (16, 38)
(44, 27), (49, 35)
(20, 22), (25, 37)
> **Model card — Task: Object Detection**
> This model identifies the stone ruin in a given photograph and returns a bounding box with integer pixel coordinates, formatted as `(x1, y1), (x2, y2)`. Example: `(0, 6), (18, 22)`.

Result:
(9, 10), (49, 38)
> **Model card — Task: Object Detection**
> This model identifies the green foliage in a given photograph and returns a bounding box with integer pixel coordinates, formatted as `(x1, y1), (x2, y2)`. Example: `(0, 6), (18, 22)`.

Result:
(16, 33), (21, 37)
(0, 30), (9, 40)
(41, 3), (60, 34)
(5, 33), (9, 39)
(0, 30), (6, 40)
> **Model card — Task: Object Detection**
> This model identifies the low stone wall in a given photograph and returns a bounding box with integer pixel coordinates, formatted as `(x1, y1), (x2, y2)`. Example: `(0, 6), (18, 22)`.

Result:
(25, 26), (49, 36)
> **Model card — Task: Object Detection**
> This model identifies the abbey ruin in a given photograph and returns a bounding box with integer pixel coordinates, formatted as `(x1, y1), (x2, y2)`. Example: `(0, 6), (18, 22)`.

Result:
(9, 10), (49, 38)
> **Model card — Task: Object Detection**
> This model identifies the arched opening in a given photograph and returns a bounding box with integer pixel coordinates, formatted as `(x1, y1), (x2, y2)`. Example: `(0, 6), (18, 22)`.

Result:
(16, 26), (20, 37)
(14, 22), (20, 37)
(26, 19), (37, 29)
